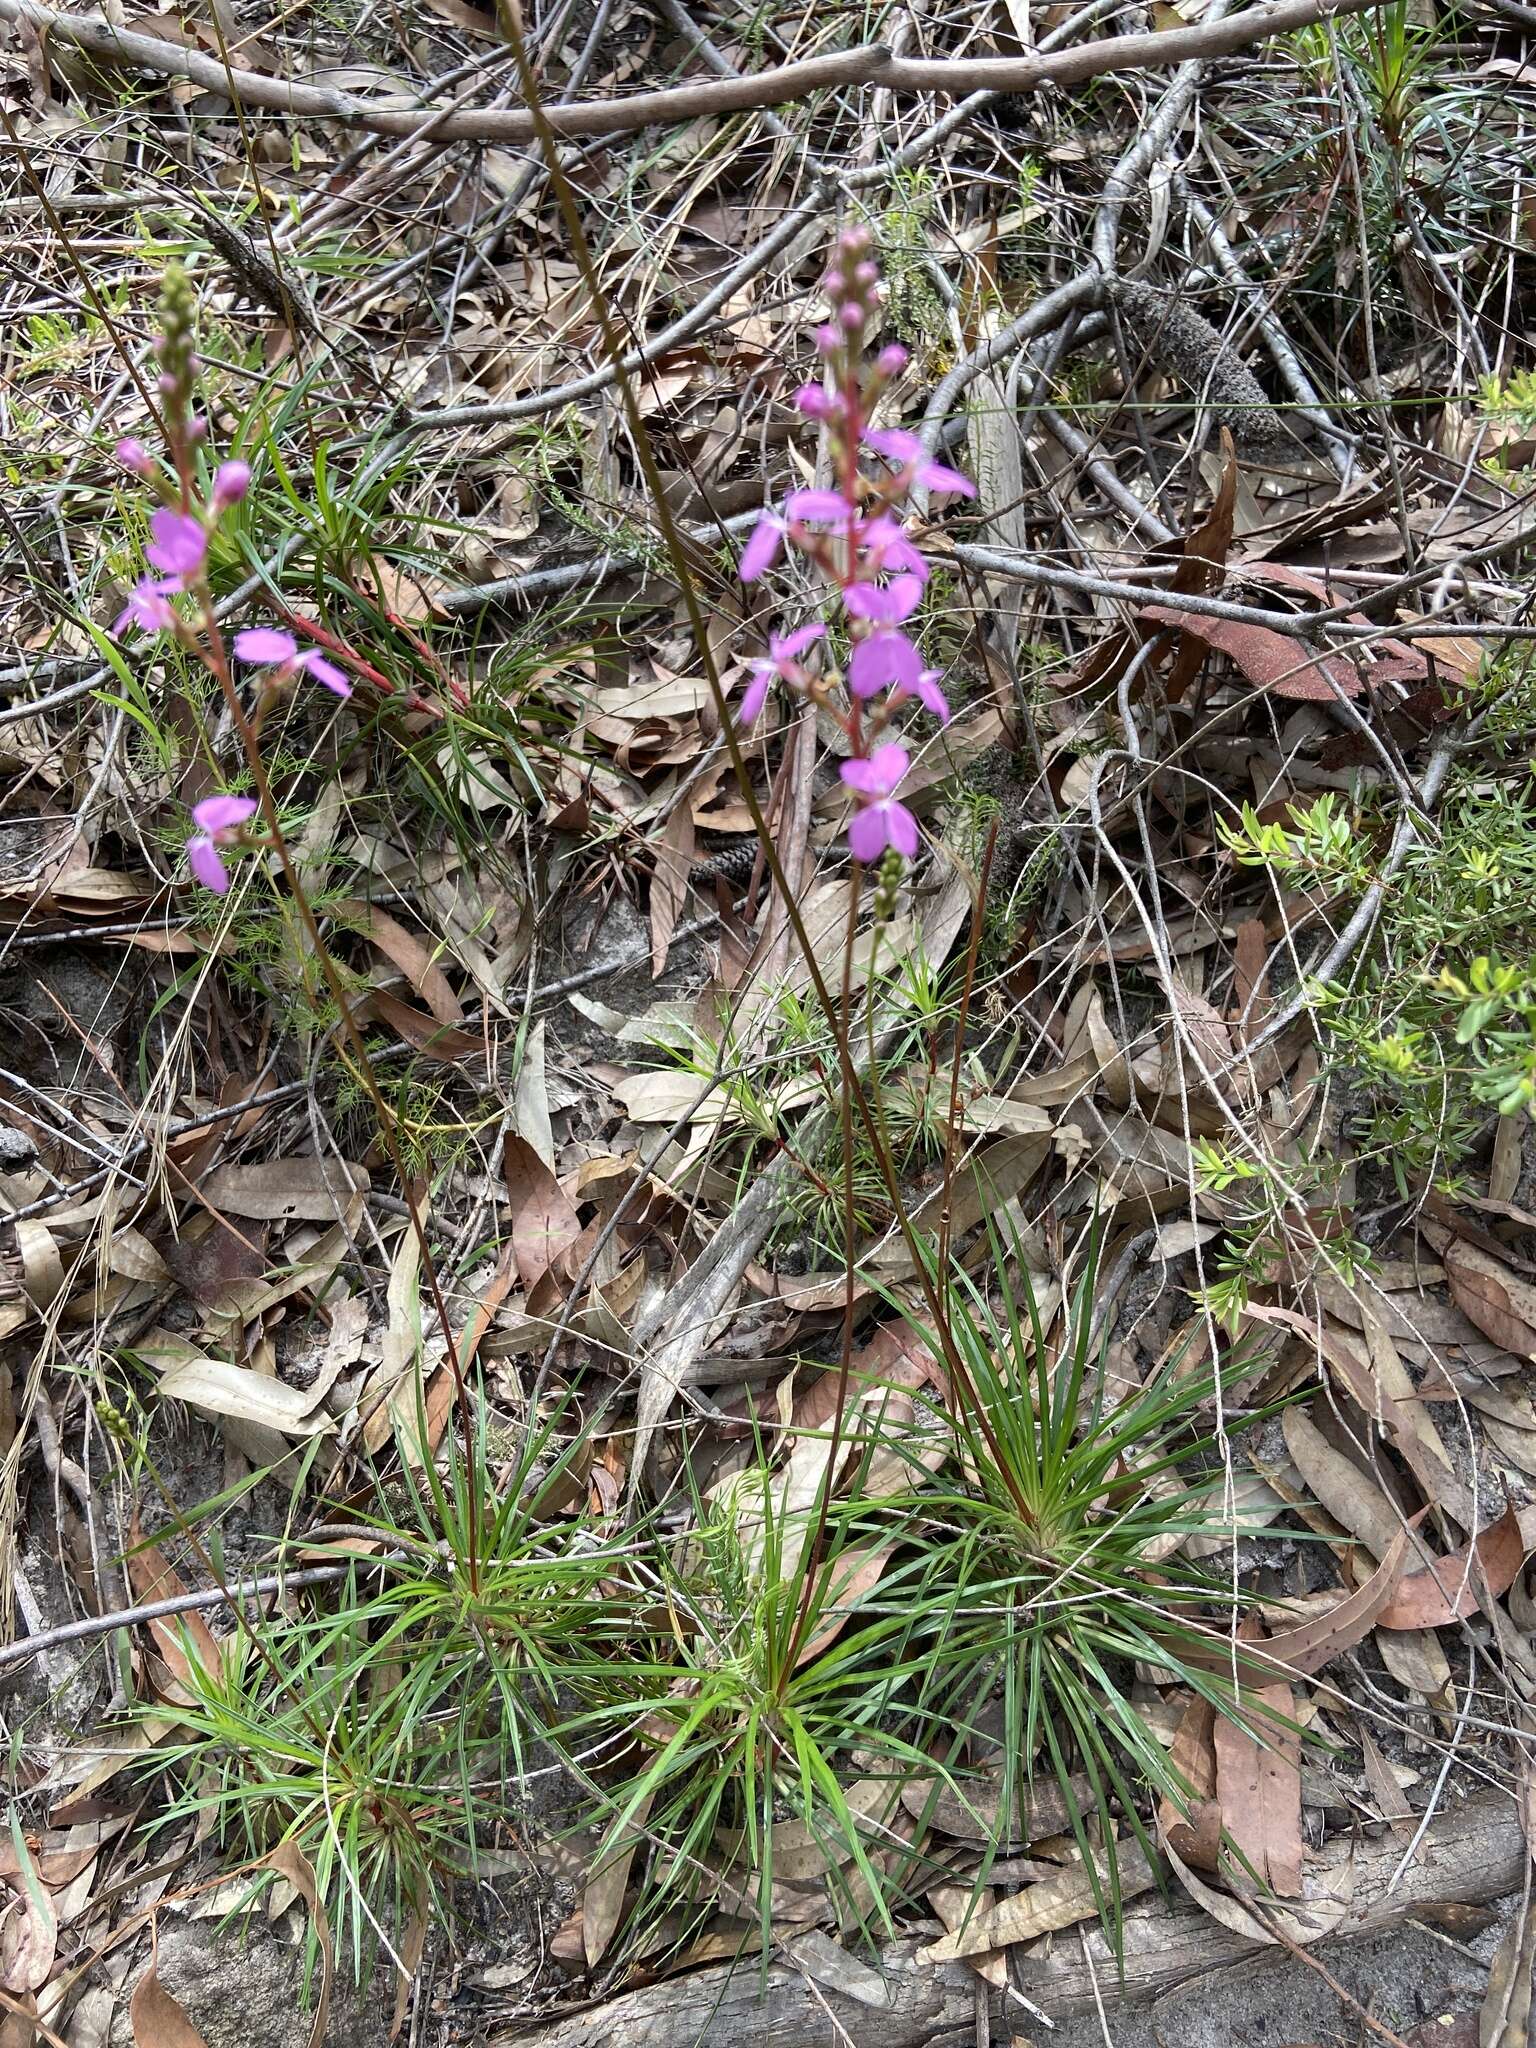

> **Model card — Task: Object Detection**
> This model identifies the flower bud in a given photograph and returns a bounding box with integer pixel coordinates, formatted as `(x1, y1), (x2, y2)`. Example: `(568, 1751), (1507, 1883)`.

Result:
(795, 384), (834, 419)
(875, 344), (909, 378)
(211, 459), (250, 512)
(839, 302), (864, 331)
(815, 323), (842, 357)
(114, 437), (154, 477)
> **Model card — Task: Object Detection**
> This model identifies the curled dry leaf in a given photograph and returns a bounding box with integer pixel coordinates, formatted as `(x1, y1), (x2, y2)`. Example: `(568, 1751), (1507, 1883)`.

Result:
(0, 1855), (55, 1998)
(264, 1842), (331, 2048)
(129, 1959), (210, 2048)
(1377, 1506), (1536, 1631)
(1182, 1525), (1411, 1680)
(336, 899), (464, 1027)
(918, 1841), (1156, 1962)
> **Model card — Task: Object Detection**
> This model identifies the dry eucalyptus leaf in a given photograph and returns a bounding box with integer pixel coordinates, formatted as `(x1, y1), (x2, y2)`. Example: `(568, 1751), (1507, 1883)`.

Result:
(199, 1158), (369, 1222)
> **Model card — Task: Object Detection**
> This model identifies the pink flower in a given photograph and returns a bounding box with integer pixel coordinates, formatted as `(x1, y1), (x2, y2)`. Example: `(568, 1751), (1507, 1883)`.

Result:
(857, 516), (929, 583)
(234, 626), (352, 699)
(862, 428), (976, 500)
(185, 793), (257, 896)
(875, 344), (909, 378)
(844, 575), (922, 624)
(111, 575), (178, 638)
(234, 626), (298, 666)
(296, 649), (351, 697)
(739, 513), (784, 584)
(848, 627), (923, 699)
(115, 437), (155, 478)
(145, 508), (208, 580)
(786, 489), (856, 525)
(211, 461), (250, 513)
(841, 745), (919, 861)
(906, 667), (951, 724)
(738, 622), (825, 727)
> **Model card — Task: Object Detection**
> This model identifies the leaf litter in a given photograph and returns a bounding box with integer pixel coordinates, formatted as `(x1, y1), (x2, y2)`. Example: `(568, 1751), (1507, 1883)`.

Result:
(2, 0), (1536, 2040)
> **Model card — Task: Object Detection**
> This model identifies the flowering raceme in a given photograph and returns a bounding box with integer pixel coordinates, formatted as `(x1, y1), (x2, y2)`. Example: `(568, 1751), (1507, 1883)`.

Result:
(107, 266), (356, 894)
(736, 227), (973, 869)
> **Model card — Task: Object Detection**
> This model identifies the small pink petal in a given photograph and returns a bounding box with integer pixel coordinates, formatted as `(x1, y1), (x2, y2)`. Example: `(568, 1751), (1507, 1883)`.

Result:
(145, 508), (207, 578)
(848, 630), (922, 698)
(840, 755), (882, 797)
(884, 799), (920, 857)
(212, 460), (250, 511)
(923, 461), (976, 500)
(863, 428), (923, 465)
(739, 514), (782, 584)
(234, 626), (298, 667)
(865, 743), (910, 794)
(738, 665), (771, 726)
(847, 807), (889, 862)
(843, 575), (922, 624)
(192, 793), (257, 836)
(115, 437), (154, 477)
(186, 836), (229, 894)
(913, 670), (951, 723)
(298, 650), (351, 698)
(772, 622), (826, 663)
(785, 489), (854, 523)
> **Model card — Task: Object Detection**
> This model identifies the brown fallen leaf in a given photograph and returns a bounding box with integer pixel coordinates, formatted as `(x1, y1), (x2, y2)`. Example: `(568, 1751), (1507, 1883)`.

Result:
(1440, 1236), (1536, 1360)
(129, 1959), (210, 2048)
(265, 1842), (330, 2048)
(337, 900), (464, 1028)
(1158, 1691), (1222, 1871)
(124, 1531), (223, 1700)
(583, 1789), (653, 1969)
(1139, 604), (1363, 701)
(1183, 1525), (1411, 1679)
(198, 1157), (369, 1222)
(1212, 1663), (1303, 1897)
(0, 1849), (55, 1998)
(649, 803), (695, 979)
(1377, 1506), (1536, 1630)
(503, 1134), (581, 1293)
(1482, 1893), (1535, 2047)
(918, 1840), (1156, 1961)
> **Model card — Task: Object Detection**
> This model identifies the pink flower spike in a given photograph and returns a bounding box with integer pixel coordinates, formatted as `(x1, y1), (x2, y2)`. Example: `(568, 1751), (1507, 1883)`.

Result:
(111, 575), (177, 639)
(913, 668), (951, 723)
(234, 626), (299, 667)
(192, 794), (257, 836)
(145, 508), (208, 579)
(115, 437), (154, 478)
(844, 575), (922, 624)
(186, 836), (229, 894)
(297, 649), (352, 698)
(848, 628), (923, 699)
(841, 743), (919, 861)
(212, 460), (250, 513)
(739, 513), (783, 585)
